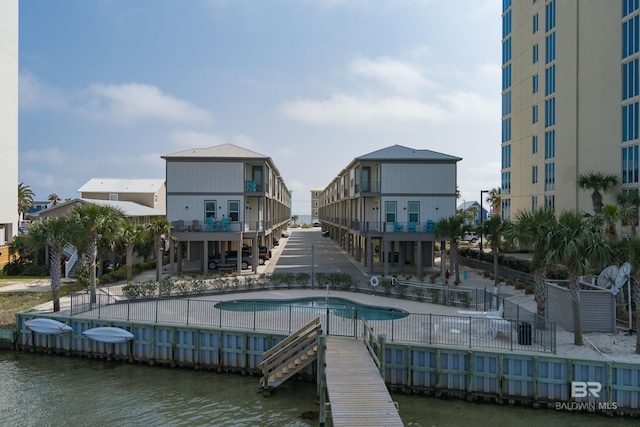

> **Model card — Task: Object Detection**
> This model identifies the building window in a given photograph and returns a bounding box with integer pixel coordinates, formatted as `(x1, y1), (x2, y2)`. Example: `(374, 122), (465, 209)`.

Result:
(545, 65), (556, 95)
(545, 162), (555, 191)
(502, 64), (512, 90)
(502, 91), (512, 116)
(545, 97), (556, 127)
(154, 194), (158, 204)
(503, 0), (511, 12)
(314, 201), (318, 206)
(531, 196), (538, 211)
(533, 13), (539, 33)
(545, 0), (556, 32)
(533, 44), (539, 63)
(545, 32), (556, 64)
(228, 200), (240, 222)
(502, 144), (511, 168)
(623, 102), (639, 142)
(532, 165), (538, 183)
(502, 10), (512, 38)
(623, 145), (640, 184)
(385, 202), (397, 223)
(502, 118), (512, 142)
(502, 198), (511, 220)
(623, 15), (640, 59)
(408, 202), (419, 223)
(205, 201), (217, 219)
(532, 135), (538, 153)
(623, 59), (639, 100)
(624, 0), (640, 17)
(545, 130), (555, 159)
(109, 194), (118, 201)
(533, 74), (539, 94)
(532, 105), (539, 124)
(501, 171), (511, 195)
(502, 37), (512, 64)
(545, 195), (555, 209)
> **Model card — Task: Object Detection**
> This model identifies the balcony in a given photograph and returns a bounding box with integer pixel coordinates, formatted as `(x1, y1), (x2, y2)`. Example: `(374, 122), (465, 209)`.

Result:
(355, 181), (380, 194)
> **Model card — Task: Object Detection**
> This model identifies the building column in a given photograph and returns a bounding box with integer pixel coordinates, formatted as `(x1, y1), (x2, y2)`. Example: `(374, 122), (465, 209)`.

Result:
(383, 239), (390, 277)
(203, 239), (209, 273)
(416, 241), (423, 276)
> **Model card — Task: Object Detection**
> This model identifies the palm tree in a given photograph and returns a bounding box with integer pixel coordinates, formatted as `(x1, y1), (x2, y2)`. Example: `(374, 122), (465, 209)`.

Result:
(26, 217), (80, 312)
(506, 208), (557, 317)
(148, 217), (172, 283)
(486, 187), (502, 218)
(616, 191), (640, 237)
(478, 216), (510, 290)
(71, 204), (125, 304)
(615, 237), (640, 354)
(17, 183), (34, 223)
(578, 172), (619, 214)
(291, 215), (299, 225)
(545, 211), (613, 345)
(598, 204), (619, 242)
(118, 220), (148, 282)
(48, 193), (61, 206)
(434, 214), (471, 285)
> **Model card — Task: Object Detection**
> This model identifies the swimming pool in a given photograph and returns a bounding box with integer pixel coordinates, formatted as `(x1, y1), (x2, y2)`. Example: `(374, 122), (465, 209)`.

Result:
(215, 297), (409, 321)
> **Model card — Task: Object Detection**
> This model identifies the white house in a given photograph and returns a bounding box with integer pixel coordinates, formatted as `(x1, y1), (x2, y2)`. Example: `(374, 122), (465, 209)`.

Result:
(318, 145), (461, 276)
(162, 144), (291, 273)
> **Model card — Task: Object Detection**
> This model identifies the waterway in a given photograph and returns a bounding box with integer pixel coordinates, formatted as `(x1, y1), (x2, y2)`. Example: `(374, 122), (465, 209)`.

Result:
(0, 351), (635, 427)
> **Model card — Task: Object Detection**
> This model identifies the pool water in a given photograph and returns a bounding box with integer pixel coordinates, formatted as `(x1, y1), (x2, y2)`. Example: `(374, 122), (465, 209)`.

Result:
(215, 297), (409, 321)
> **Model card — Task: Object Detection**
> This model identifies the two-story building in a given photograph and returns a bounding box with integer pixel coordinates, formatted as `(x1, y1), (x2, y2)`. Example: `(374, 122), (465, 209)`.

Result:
(318, 145), (461, 276)
(162, 144), (291, 273)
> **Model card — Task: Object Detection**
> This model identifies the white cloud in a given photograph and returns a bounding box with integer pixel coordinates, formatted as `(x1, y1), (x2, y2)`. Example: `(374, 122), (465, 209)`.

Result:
(281, 94), (447, 127)
(169, 130), (229, 148)
(19, 73), (67, 111)
(81, 83), (213, 125)
(349, 57), (434, 94)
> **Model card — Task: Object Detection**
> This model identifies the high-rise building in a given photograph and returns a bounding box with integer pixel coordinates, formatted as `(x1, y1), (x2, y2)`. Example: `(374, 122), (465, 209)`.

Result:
(501, 1), (632, 219)
(0, 0), (19, 245)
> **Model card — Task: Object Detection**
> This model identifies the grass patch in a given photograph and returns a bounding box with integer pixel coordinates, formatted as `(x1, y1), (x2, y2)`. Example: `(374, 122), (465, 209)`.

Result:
(0, 281), (85, 329)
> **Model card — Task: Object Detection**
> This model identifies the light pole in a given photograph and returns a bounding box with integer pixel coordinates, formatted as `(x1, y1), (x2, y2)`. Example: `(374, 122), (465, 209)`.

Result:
(479, 190), (489, 251)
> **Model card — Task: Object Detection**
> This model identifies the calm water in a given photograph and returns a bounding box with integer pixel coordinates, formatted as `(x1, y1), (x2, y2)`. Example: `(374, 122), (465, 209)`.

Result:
(215, 297), (410, 320)
(0, 351), (634, 427)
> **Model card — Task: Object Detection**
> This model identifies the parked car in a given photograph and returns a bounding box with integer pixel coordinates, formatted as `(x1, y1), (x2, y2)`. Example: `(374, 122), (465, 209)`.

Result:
(247, 246), (271, 265)
(208, 251), (252, 270)
(273, 236), (280, 246)
(103, 260), (115, 272)
(18, 226), (28, 234)
(461, 232), (479, 244)
(322, 230), (329, 237)
(281, 230), (290, 238)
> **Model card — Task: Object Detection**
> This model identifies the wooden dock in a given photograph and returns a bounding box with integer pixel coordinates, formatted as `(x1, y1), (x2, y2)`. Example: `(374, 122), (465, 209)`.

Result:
(324, 336), (404, 426)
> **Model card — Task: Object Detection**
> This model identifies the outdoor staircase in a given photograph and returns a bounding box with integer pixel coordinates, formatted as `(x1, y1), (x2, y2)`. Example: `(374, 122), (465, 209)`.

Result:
(260, 317), (321, 392)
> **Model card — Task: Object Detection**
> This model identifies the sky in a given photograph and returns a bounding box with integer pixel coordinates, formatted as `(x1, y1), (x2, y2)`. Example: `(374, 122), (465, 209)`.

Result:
(18, 0), (502, 215)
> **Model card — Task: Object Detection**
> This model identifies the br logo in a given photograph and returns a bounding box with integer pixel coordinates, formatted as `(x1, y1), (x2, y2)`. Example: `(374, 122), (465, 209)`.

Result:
(571, 381), (602, 398)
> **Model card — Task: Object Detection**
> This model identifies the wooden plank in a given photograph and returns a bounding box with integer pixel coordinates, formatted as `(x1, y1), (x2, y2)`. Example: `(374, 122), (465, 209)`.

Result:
(324, 337), (404, 427)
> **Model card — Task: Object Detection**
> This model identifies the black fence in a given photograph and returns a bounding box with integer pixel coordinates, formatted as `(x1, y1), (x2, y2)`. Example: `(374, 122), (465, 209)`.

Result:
(68, 277), (556, 353)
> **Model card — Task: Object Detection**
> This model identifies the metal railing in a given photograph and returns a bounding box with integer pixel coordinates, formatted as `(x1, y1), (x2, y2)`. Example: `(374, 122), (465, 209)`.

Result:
(69, 279), (555, 354)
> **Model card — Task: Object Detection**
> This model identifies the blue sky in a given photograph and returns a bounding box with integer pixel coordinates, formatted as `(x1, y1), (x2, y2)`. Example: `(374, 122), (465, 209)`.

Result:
(18, 0), (501, 214)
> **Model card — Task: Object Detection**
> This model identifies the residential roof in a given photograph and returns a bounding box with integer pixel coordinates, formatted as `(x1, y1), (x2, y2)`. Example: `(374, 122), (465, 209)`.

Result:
(356, 145), (462, 162)
(77, 178), (164, 194)
(35, 198), (165, 218)
(161, 143), (268, 159)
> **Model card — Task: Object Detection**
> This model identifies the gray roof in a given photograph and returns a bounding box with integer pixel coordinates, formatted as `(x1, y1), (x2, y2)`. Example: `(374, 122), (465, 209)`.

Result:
(78, 178), (164, 194)
(162, 143), (268, 159)
(357, 145), (461, 162)
(35, 198), (165, 217)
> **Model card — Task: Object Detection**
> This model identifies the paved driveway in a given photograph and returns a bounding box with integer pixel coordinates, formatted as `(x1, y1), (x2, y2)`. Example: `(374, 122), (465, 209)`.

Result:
(271, 228), (366, 278)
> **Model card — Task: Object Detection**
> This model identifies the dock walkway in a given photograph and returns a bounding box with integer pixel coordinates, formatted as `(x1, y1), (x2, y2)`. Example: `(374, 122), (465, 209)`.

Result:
(324, 336), (403, 426)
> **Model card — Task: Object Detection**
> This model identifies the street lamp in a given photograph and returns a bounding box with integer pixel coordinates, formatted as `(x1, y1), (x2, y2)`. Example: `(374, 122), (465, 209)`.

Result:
(479, 190), (489, 251)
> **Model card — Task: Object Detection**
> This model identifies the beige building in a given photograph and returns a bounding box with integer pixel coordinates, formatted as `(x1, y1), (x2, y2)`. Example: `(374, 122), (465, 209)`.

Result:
(162, 144), (291, 273)
(310, 189), (322, 224)
(501, 1), (630, 219)
(0, 0), (18, 245)
(318, 145), (460, 276)
(77, 178), (166, 214)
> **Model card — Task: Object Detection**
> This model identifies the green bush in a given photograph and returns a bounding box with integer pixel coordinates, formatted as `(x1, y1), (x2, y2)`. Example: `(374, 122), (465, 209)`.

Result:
(524, 285), (535, 295)
(429, 288), (440, 304)
(2, 258), (27, 276)
(295, 273), (310, 288)
(380, 278), (393, 297)
(458, 291), (472, 308)
(413, 287), (424, 302)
